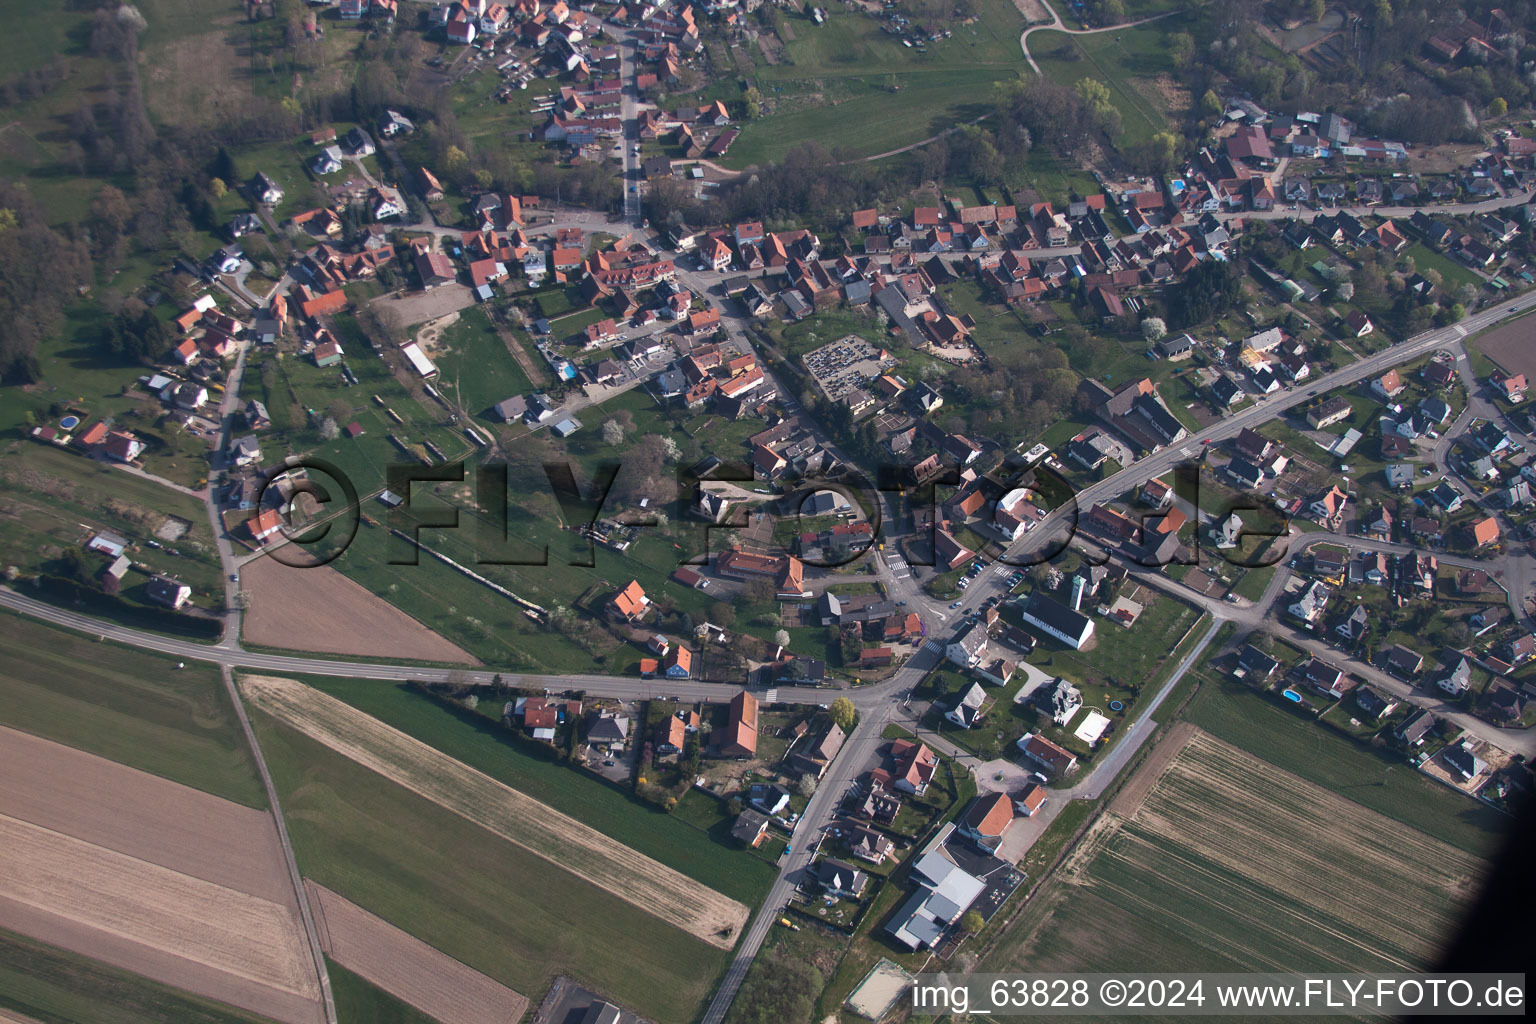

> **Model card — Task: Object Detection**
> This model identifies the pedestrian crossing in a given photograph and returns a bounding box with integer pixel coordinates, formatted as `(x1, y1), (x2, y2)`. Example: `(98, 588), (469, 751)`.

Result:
(922, 639), (944, 653)
(764, 689), (778, 703)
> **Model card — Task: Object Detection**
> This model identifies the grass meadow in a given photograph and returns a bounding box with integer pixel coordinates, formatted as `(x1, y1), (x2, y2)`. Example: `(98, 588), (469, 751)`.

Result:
(1182, 675), (1507, 855)
(0, 614), (266, 808)
(325, 958), (438, 1024)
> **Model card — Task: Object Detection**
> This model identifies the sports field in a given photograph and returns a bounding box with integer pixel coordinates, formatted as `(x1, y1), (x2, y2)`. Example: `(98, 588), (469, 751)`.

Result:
(987, 731), (1486, 977)
(248, 697), (733, 1022)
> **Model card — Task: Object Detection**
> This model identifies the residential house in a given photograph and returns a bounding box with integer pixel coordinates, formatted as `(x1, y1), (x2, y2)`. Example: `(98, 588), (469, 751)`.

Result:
(945, 682), (988, 728)
(1017, 733), (1077, 777)
(718, 690), (759, 758)
(954, 792), (1014, 852)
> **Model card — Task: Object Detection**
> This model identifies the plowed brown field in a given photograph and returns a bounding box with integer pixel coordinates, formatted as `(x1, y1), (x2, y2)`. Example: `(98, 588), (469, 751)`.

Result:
(240, 558), (477, 664)
(306, 881), (528, 1024)
(241, 675), (749, 948)
(0, 728), (323, 1024)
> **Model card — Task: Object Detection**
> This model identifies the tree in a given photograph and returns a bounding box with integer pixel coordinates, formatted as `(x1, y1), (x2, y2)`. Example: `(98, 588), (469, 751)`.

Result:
(89, 184), (132, 258)
(1169, 31), (1195, 69)
(961, 910), (985, 933)
(1488, 97), (1508, 117)
(209, 177), (227, 199)
(730, 953), (823, 1024)
(1140, 316), (1167, 342)
(660, 436), (681, 462)
(318, 417), (340, 441)
(830, 696), (856, 731)
(709, 601), (737, 628)
(601, 417), (626, 445)
(1336, 281), (1355, 301)
(774, 628), (791, 647)
(797, 774), (818, 797)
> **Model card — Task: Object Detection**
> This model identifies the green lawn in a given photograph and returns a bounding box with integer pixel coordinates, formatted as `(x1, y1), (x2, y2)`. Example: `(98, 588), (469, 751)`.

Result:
(0, 614), (265, 807)
(326, 958), (436, 1024)
(250, 333), (475, 499)
(0, 928), (272, 1024)
(1404, 244), (1482, 295)
(250, 710), (730, 1022)
(429, 307), (534, 421)
(298, 675), (778, 904)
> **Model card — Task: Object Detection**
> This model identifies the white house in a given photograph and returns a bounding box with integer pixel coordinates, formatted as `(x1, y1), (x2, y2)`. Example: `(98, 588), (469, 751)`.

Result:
(1288, 580), (1331, 627)
(945, 682), (988, 728)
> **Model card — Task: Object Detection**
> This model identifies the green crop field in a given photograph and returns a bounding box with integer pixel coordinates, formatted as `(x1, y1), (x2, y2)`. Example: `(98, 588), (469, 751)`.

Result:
(250, 711), (730, 1022)
(0, 614), (265, 808)
(429, 307), (534, 422)
(1181, 676), (1507, 855)
(299, 676), (778, 905)
(326, 959), (436, 1024)
(0, 927), (272, 1024)
(985, 732), (1487, 982)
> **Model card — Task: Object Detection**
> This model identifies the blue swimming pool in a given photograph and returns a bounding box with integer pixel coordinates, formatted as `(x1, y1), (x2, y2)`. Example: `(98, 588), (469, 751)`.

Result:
(1282, 689), (1302, 703)
(59, 415), (80, 429)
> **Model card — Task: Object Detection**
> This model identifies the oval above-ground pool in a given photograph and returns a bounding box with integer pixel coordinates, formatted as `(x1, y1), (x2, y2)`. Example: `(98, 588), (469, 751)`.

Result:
(58, 415), (80, 429)
(1108, 700), (1124, 711)
(1282, 689), (1303, 703)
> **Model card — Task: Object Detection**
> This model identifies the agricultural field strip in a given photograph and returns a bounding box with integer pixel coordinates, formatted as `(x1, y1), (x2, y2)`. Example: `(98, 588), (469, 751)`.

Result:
(305, 881), (528, 1024)
(0, 815), (318, 1009)
(1100, 733), (1483, 969)
(239, 559), (478, 664)
(0, 725), (283, 895)
(240, 675), (750, 948)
